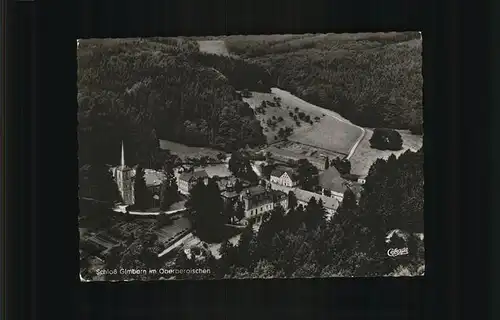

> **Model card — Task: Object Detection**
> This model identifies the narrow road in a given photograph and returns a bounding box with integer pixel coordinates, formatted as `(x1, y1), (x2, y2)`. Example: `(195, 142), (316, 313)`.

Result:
(271, 88), (366, 160)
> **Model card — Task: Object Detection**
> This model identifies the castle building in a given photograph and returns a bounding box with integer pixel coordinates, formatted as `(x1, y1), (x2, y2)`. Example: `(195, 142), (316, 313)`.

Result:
(114, 141), (134, 205)
(240, 185), (288, 219)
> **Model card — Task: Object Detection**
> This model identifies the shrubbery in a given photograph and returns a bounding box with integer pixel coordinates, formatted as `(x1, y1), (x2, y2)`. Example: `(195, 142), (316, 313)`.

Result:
(369, 128), (403, 151)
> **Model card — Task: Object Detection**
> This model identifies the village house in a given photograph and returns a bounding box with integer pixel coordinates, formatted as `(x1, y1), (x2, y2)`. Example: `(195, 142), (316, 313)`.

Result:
(177, 170), (209, 195)
(318, 167), (348, 202)
(240, 185), (288, 220)
(270, 167), (299, 187)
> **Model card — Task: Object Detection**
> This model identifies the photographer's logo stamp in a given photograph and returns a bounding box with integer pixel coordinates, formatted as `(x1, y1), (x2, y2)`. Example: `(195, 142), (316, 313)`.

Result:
(387, 247), (409, 257)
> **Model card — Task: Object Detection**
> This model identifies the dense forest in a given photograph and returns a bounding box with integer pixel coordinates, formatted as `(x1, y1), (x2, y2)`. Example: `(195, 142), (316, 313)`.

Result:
(172, 147), (424, 279)
(224, 32), (423, 133)
(77, 38), (269, 166)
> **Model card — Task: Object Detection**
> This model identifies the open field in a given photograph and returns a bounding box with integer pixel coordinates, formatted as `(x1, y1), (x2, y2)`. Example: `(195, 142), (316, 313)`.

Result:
(267, 141), (345, 164)
(242, 91), (319, 143)
(288, 116), (362, 156)
(349, 129), (423, 177)
(159, 139), (222, 160)
(197, 40), (234, 57)
(272, 88), (364, 156)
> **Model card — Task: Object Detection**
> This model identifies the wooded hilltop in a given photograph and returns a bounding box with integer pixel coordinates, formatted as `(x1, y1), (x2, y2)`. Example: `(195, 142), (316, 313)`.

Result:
(78, 38), (270, 166)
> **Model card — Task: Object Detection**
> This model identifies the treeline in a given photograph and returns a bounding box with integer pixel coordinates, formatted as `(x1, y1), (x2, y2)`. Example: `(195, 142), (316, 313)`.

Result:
(225, 32), (423, 133)
(175, 147), (424, 279)
(78, 38), (266, 166)
(225, 32), (422, 58)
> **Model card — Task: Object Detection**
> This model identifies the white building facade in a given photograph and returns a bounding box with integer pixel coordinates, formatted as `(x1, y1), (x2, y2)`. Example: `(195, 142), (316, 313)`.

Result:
(270, 169), (299, 187)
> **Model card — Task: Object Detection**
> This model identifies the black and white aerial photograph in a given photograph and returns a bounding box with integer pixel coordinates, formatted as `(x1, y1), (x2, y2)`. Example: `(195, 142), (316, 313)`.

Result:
(78, 32), (424, 281)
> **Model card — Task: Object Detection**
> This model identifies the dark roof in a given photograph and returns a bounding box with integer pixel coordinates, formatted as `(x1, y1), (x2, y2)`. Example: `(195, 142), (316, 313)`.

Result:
(243, 188), (287, 210)
(241, 185), (267, 198)
(221, 190), (239, 199)
(179, 170), (209, 182)
(318, 167), (346, 194)
(215, 176), (238, 191)
(294, 189), (339, 210)
(271, 190), (287, 200)
(270, 167), (297, 179)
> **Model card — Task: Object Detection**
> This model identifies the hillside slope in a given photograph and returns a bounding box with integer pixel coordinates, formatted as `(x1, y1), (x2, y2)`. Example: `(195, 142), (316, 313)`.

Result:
(224, 32), (423, 133)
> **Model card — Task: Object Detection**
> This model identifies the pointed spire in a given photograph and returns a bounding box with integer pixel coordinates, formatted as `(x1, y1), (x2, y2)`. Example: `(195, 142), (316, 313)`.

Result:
(121, 140), (125, 167)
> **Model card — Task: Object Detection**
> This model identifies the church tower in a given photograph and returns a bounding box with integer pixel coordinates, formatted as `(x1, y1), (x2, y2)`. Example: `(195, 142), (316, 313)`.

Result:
(115, 141), (134, 205)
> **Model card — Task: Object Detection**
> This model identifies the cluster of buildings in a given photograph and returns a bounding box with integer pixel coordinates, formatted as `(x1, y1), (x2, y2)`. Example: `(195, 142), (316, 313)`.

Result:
(177, 169), (288, 222)
(105, 141), (361, 221)
(268, 164), (346, 213)
(176, 161), (351, 220)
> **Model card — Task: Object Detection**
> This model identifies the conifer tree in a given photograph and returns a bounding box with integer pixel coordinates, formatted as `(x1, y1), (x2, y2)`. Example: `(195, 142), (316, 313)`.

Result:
(84, 164), (121, 204)
(304, 197), (324, 229)
(287, 190), (298, 210)
(159, 164), (179, 211)
(186, 178), (225, 241)
(133, 166), (150, 210)
(234, 179), (243, 193)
